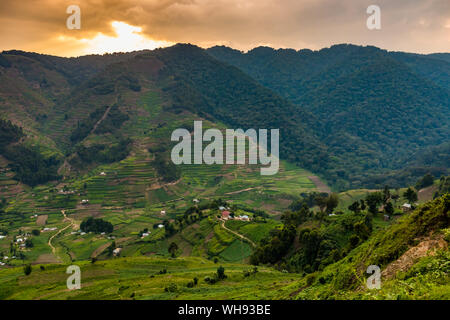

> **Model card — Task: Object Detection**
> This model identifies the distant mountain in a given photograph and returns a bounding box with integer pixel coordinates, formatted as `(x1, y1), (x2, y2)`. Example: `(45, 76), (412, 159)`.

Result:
(208, 44), (450, 189)
(0, 44), (448, 190)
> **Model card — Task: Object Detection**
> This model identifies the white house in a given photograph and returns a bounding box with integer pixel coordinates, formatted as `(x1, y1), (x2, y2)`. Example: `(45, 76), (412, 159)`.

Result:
(158, 224), (164, 229)
(401, 203), (412, 212)
(160, 210), (166, 215)
(113, 248), (122, 256)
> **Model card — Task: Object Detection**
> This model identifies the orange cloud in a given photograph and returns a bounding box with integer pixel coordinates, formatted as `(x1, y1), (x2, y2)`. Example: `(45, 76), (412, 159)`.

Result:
(0, 0), (448, 56)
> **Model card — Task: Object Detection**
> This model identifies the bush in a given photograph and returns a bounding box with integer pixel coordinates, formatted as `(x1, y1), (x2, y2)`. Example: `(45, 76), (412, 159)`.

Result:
(23, 264), (32, 276)
(305, 273), (316, 286)
(164, 283), (177, 293)
(217, 266), (226, 280)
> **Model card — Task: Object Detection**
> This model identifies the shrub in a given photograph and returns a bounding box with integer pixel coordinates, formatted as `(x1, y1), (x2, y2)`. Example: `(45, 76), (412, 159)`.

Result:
(217, 266), (226, 280)
(164, 283), (177, 292)
(23, 264), (32, 276)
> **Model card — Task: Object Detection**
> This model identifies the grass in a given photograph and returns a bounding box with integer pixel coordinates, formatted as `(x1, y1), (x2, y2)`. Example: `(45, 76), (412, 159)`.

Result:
(0, 256), (300, 300)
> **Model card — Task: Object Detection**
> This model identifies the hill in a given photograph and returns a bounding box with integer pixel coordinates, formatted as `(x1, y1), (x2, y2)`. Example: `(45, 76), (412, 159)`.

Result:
(207, 44), (450, 189)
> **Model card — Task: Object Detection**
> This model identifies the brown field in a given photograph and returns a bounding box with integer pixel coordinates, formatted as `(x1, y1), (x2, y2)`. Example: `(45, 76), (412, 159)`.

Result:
(36, 215), (48, 226)
(308, 176), (331, 194)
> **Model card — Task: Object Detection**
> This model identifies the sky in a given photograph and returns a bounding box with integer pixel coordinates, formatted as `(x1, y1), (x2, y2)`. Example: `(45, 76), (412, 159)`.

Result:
(0, 0), (448, 57)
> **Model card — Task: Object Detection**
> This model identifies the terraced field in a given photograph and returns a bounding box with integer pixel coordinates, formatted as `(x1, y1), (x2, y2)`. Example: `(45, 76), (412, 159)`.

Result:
(0, 256), (301, 300)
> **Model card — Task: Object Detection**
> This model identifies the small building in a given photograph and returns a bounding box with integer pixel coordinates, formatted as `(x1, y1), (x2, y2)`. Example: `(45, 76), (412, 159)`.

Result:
(81, 199), (89, 205)
(160, 210), (166, 215)
(401, 203), (412, 213)
(219, 206), (226, 211)
(100, 172), (107, 176)
(383, 214), (390, 221)
(158, 224), (164, 229)
(221, 211), (231, 220)
(193, 199), (200, 203)
(113, 248), (122, 257)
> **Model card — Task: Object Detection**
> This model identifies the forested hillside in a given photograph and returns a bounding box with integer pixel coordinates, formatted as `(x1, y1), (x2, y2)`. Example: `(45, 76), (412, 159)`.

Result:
(208, 44), (450, 189)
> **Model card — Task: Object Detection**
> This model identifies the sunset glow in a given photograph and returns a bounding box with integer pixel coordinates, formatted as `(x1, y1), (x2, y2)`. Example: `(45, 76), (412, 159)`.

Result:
(62, 21), (173, 56)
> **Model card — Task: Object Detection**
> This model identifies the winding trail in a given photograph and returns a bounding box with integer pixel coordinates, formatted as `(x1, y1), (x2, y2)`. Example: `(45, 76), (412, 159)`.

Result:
(48, 210), (75, 257)
(90, 106), (112, 135)
(225, 187), (257, 195)
(220, 220), (256, 248)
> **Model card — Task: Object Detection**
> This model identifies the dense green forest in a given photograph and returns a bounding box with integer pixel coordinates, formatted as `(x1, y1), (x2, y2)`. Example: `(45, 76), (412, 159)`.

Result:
(0, 119), (60, 186)
(208, 44), (450, 190)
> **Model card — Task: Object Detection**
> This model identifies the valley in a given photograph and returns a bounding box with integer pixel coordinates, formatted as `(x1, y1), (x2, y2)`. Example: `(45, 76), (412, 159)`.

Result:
(0, 44), (448, 300)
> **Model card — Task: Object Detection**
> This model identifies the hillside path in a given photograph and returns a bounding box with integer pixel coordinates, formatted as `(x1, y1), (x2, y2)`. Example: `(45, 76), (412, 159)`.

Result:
(220, 220), (256, 248)
(90, 105), (112, 135)
(48, 210), (75, 258)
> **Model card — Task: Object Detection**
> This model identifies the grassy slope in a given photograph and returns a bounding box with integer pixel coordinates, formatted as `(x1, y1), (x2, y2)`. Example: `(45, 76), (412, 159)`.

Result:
(0, 256), (299, 300)
(1, 195), (447, 300)
(285, 194), (449, 300)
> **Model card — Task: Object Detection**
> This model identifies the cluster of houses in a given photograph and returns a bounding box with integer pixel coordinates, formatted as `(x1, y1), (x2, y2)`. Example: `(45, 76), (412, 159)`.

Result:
(0, 255), (15, 266)
(219, 206), (250, 221)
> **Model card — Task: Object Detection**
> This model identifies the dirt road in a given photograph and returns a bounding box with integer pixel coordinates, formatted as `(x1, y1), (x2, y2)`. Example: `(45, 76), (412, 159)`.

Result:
(220, 220), (256, 248)
(47, 210), (75, 257)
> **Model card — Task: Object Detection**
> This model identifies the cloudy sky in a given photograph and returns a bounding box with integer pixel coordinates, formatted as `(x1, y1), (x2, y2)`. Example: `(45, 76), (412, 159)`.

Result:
(0, 0), (448, 57)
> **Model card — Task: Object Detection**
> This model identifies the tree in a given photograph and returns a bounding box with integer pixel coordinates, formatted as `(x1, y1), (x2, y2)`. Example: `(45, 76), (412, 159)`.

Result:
(360, 199), (366, 211)
(168, 242), (178, 258)
(23, 264), (32, 276)
(416, 173), (434, 190)
(217, 266), (226, 280)
(383, 185), (390, 204)
(314, 195), (328, 213)
(349, 235), (360, 249)
(325, 193), (339, 214)
(348, 201), (360, 213)
(403, 187), (418, 204)
(108, 241), (116, 256)
(384, 201), (394, 215)
(365, 192), (383, 215)
(25, 238), (33, 248)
